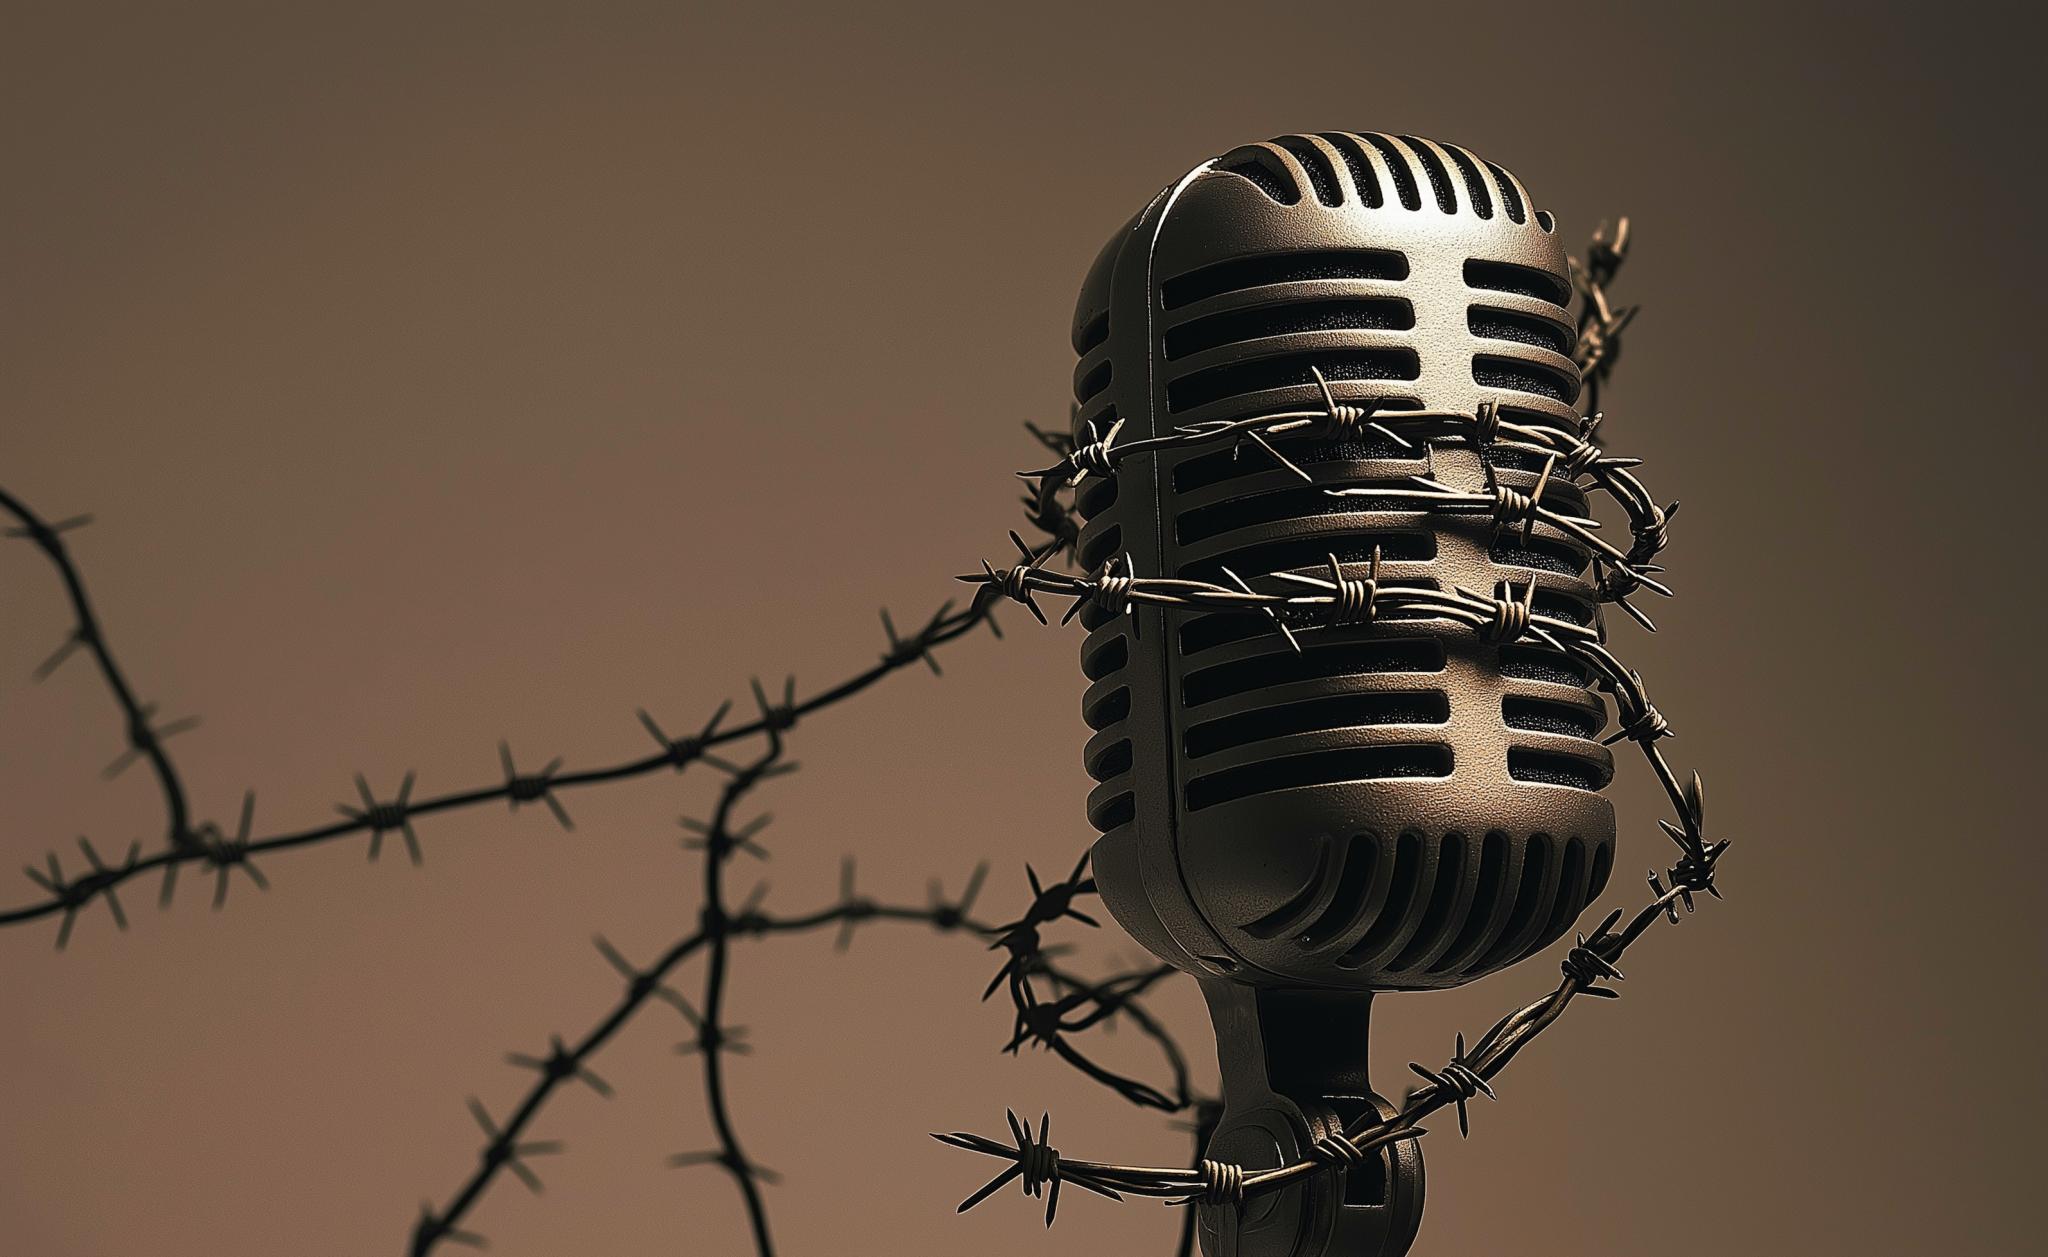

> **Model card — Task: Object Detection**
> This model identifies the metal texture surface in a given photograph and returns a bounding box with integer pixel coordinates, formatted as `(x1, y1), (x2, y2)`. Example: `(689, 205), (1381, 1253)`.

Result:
(1072, 134), (1615, 996)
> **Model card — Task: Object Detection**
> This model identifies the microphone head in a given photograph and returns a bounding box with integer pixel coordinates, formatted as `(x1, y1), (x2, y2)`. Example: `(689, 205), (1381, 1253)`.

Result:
(1076, 133), (1616, 993)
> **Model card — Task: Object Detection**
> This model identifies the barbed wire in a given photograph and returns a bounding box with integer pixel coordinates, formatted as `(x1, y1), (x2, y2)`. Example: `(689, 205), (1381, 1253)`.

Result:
(940, 219), (1732, 1236)
(1, 472), (1198, 1254)
(0, 523), (1067, 942)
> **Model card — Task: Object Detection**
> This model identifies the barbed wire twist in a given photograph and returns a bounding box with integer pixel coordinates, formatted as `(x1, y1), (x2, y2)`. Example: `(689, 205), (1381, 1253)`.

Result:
(941, 219), (1731, 1240)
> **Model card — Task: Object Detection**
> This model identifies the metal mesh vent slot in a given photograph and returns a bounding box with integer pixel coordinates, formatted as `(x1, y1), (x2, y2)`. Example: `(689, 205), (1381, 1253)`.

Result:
(1396, 136), (1456, 213)
(1163, 298), (1412, 361)
(1083, 686), (1129, 731)
(1440, 145), (1495, 219)
(1526, 836), (1589, 958)
(1087, 739), (1132, 782)
(1183, 638), (1445, 707)
(1358, 134), (1421, 210)
(1506, 749), (1611, 791)
(1176, 531), (1434, 584)
(1089, 791), (1134, 831)
(1317, 133), (1383, 208)
(1273, 135), (1342, 206)
(1477, 833), (1555, 971)
(1483, 161), (1526, 223)
(1183, 691), (1449, 759)
(1076, 357), (1113, 403)
(1081, 635), (1127, 682)
(1168, 349), (1421, 414)
(1171, 419), (1423, 494)
(1473, 354), (1578, 404)
(1463, 258), (1571, 307)
(1337, 830), (1426, 967)
(1390, 834), (1467, 971)
(1468, 306), (1572, 355)
(1175, 482), (1422, 547)
(1079, 522), (1123, 571)
(1218, 151), (1301, 205)
(1529, 588), (1594, 627)
(1185, 746), (1450, 812)
(1490, 534), (1589, 576)
(1301, 836), (1381, 947)
(1432, 830), (1511, 974)
(1498, 644), (1591, 686)
(1502, 696), (1603, 740)
(1160, 249), (1408, 310)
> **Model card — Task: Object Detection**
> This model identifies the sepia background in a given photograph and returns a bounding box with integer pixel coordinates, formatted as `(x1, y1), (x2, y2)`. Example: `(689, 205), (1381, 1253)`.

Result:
(3, 2), (2041, 1254)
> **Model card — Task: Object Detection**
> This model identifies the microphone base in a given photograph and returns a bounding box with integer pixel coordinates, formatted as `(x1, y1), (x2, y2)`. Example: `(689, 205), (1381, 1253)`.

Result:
(1197, 981), (1424, 1257)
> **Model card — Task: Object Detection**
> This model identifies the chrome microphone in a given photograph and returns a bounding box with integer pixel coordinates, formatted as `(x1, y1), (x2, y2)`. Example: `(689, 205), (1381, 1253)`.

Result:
(1069, 133), (1615, 1257)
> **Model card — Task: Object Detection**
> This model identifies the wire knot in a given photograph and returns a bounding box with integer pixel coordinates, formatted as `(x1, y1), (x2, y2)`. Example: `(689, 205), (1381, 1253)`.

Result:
(1197, 1158), (1246, 1207)
(1472, 399), (1503, 447)
(1561, 936), (1625, 988)
(1605, 702), (1670, 745)
(1308, 1131), (1367, 1165)
(1481, 581), (1535, 643)
(1092, 555), (1136, 617)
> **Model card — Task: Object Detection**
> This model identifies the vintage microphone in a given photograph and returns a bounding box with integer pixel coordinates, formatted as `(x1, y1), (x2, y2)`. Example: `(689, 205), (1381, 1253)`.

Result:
(1067, 132), (1615, 1257)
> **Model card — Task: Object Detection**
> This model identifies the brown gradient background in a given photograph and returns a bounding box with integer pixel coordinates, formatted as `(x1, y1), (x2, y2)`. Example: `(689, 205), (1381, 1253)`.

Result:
(2, 2), (2040, 1254)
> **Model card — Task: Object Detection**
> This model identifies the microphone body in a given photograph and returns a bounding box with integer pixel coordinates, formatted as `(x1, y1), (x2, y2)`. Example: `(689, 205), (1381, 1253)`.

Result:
(1070, 133), (1615, 1256)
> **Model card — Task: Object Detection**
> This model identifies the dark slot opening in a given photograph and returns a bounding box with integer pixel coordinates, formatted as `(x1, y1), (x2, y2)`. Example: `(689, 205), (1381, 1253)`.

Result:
(1240, 836), (1333, 940)
(1474, 354), (1578, 404)
(1477, 834), (1554, 971)
(1529, 836), (1589, 957)
(1163, 298), (1412, 361)
(1359, 133), (1421, 210)
(1441, 144), (1494, 219)
(1301, 835), (1380, 947)
(1433, 830), (1510, 974)
(1326, 1095), (1391, 1206)
(1184, 691), (1449, 759)
(1530, 588), (1594, 626)
(1507, 748), (1612, 791)
(1089, 791), (1134, 832)
(1484, 161), (1526, 224)
(1502, 696), (1603, 740)
(1218, 152), (1300, 204)
(1078, 522), (1123, 571)
(1274, 135), (1342, 206)
(1074, 308), (1110, 355)
(1463, 258), (1570, 307)
(1087, 739), (1131, 782)
(1490, 533), (1589, 576)
(1396, 135), (1456, 213)
(1535, 209), (1555, 232)
(1391, 834), (1467, 971)
(1175, 481), (1424, 546)
(1081, 635), (1127, 682)
(1083, 686), (1129, 731)
(1161, 249), (1408, 310)
(1075, 468), (1118, 517)
(1185, 746), (1450, 812)
(1076, 357), (1113, 403)
(1468, 306), (1571, 355)
(1179, 612), (1271, 656)
(1338, 830), (1426, 966)
(1169, 349), (1419, 414)
(1498, 644), (1591, 686)
(1318, 133), (1383, 208)
(1183, 638), (1445, 707)
(1177, 530), (1434, 584)
(1589, 839), (1613, 899)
